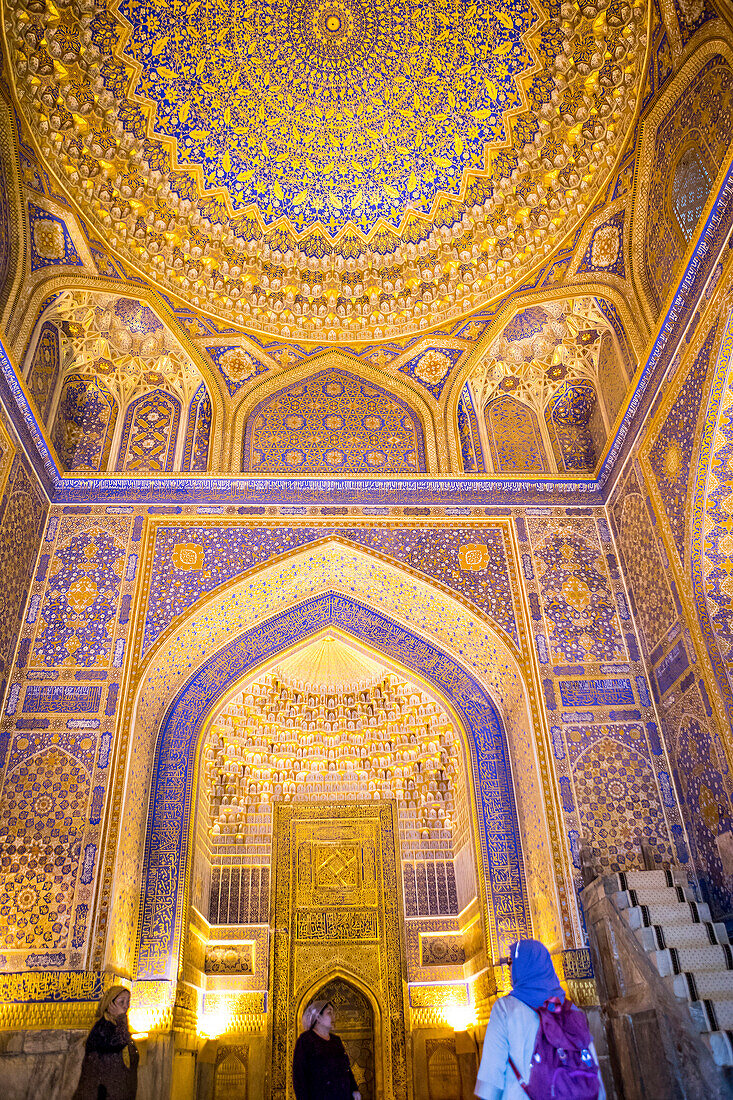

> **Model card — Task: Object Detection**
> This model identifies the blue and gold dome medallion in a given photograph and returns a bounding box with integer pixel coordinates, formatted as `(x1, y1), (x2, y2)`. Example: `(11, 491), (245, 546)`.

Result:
(5, 0), (648, 341)
(117, 0), (536, 235)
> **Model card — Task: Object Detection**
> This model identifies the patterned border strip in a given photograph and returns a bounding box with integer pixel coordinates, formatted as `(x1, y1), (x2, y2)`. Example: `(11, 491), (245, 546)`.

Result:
(689, 308), (733, 722)
(599, 160), (733, 486)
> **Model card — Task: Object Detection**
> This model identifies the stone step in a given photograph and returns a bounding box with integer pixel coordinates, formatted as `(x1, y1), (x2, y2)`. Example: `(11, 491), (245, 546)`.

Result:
(689, 997), (733, 1033)
(653, 943), (733, 978)
(614, 884), (695, 909)
(606, 869), (689, 892)
(624, 901), (711, 930)
(636, 921), (729, 951)
(674, 969), (733, 1000)
(709, 1031), (733, 1067)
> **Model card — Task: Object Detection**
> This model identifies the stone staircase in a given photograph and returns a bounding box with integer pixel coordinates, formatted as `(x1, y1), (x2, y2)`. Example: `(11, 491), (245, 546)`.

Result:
(609, 867), (733, 1068)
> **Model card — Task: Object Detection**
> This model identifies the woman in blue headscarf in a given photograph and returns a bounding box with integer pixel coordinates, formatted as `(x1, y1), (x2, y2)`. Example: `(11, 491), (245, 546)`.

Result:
(474, 939), (605, 1099)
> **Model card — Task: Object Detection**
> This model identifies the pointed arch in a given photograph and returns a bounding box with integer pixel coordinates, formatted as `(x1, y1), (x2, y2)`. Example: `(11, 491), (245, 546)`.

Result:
(107, 542), (571, 989)
(134, 595), (527, 979)
(230, 350), (443, 474)
(295, 968), (383, 1100)
(117, 389), (181, 473)
(182, 382), (212, 472)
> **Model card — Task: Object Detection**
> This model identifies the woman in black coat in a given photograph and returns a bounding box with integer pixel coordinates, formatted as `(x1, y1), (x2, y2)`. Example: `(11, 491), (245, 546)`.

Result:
(73, 985), (139, 1100)
(293, 999), (362, 1100)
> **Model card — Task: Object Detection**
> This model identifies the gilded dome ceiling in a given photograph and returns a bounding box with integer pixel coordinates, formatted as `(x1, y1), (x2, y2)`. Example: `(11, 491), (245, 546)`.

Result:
(8, 0), (647, 342)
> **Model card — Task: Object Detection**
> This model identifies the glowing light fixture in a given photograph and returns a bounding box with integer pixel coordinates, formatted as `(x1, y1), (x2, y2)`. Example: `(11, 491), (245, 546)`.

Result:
(198, 1007), (232, 1039)
(128, 1007), (155, 1036)
(444, 1001), (475, 1033)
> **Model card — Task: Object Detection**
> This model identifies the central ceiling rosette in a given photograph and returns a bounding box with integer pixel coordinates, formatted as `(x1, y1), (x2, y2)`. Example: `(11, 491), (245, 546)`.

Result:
(118, 0), (537, 235)
(6, 0), (648, 342)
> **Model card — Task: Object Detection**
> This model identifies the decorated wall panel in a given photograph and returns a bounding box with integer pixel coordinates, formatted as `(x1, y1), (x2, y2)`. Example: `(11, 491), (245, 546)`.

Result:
(244, 371), (425, 474)
(596, 332), (629, 429)
(32, 527), (125, 669)
(569, 732), (669, 875)
(0, 749), (90, 957)
(546, 383), (597, 474)
(665, 692), (733, 916)
(0, 435), (47, 715)
(457, 387), (484, 474)
(610, 269), (733, 917)
(117, 390), (181, 473)
(0, 502), (693, 1026)
(646, 322), (719, 561)
(522, 513), (683, 894)
(614, 490), (677, 655)
(141, 523), (519, 655)
(691, 308), (733, 700)
(0, 136), (10, 302)
(25, 322), (60, 425)
(51, 376), (117, 474)
(182, 385), (211, 473)
(532, 525), (625, 664)
(0, 512), (140, 972)
(485, 397), (547, 474)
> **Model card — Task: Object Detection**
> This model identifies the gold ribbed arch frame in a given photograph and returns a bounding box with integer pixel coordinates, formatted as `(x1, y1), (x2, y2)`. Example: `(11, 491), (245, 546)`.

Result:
(104, 534), (573, 984)
(14, 274), (229, 469)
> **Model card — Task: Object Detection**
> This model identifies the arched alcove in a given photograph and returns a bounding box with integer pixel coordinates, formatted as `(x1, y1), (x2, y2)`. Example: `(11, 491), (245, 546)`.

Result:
(116, 389), (181, 473)
(453, 294), (634, 475)
(296, 975), (376, 1100)
(242, 367), (426, 474)
(633, 42), (733, 317)
(485, 395), (547, 474)
(671, 146), (714, 244)
(183, 383), (212, 472)
(135, 596), (526, 979)
(17, 282), (225, 472)
(108, 541), (570, 1004)
(51, 374), (117, 473)
(229, 351), (444, 474)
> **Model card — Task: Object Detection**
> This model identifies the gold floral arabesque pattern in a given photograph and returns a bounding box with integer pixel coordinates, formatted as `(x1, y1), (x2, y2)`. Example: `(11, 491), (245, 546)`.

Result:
(6, 0), (647, 341)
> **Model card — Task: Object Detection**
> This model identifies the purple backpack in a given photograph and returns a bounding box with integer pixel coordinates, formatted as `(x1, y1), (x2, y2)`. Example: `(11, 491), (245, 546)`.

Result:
(508, 997), (600, 1099)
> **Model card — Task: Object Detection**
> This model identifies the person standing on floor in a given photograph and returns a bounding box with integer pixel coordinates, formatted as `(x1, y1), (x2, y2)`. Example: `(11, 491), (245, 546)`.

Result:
(293, 997), (362, 1100)
(474, 939), (605, 1100)
(72, 985), (139, 1100)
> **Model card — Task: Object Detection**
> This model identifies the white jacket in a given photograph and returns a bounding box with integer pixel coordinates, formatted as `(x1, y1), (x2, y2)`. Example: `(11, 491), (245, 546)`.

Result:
(474, 995), (606, 1100)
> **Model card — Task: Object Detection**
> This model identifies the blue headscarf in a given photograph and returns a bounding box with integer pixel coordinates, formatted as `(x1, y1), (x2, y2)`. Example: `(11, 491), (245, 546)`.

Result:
(508, 939), (565, 1009)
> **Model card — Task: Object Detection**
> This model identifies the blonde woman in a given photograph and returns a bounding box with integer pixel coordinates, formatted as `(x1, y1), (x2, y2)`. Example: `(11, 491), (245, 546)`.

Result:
(72, 985), (139, 1100)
